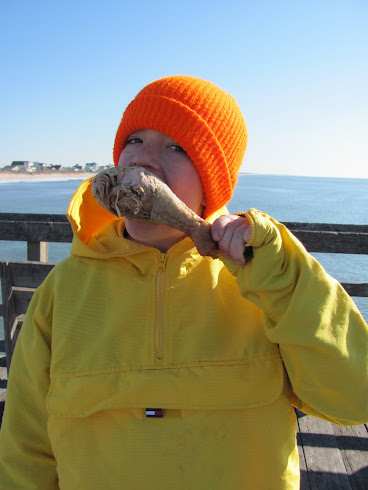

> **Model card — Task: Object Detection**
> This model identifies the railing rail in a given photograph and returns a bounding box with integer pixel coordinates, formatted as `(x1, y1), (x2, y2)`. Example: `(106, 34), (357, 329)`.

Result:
(1, 212), (368, 255)
(0, 212), (368, 298)
(0, 213), (72, 261)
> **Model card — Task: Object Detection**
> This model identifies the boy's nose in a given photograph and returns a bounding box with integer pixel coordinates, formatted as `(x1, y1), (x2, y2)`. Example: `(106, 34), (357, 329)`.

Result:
(129, 147), (161, 174)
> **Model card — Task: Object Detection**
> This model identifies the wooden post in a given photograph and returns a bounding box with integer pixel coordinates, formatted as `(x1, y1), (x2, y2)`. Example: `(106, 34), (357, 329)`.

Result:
(1, 261), (14, 373)
(27, 241), (48, 262)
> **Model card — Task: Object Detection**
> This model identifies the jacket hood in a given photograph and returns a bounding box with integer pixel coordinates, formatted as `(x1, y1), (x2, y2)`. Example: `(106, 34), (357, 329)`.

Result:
(67, 177), (227, 259)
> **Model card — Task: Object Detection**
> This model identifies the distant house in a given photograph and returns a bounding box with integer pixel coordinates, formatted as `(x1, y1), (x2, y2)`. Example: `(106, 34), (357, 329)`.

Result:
(11, 161), (27, 171)
(72, 164), (83, 172)
(39, 163), (63, 171)
(11, 161), (41, 172)
(85, 163), (98, 172)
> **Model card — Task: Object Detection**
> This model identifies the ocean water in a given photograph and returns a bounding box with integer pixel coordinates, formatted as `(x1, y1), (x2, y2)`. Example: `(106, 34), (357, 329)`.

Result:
(0, 174), (367, 336)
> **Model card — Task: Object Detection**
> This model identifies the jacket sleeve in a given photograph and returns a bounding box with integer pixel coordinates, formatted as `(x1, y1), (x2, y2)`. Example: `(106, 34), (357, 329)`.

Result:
(0, 287), (58, 489)
(226, 208), (368, 426)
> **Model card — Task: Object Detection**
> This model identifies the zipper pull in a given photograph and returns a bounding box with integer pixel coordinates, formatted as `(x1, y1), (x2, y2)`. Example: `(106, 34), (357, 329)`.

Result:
(158, 253), (167, 271)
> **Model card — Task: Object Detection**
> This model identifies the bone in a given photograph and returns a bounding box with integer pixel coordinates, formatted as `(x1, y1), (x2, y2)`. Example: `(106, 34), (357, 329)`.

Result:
(92, 166), (218, 258)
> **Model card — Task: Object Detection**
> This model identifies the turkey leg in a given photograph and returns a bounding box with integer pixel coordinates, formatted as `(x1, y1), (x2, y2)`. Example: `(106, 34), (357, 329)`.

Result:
(92, 166), (218, 258)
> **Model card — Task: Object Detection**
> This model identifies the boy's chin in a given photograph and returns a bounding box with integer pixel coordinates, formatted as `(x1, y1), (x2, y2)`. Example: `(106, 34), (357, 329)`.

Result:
(125, 219), (171, 235)
(124, 219), (185, 249)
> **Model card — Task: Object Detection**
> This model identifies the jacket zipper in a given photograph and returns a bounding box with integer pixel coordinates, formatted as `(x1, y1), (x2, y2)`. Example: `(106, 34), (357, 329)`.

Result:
(155, 253), (167, 360)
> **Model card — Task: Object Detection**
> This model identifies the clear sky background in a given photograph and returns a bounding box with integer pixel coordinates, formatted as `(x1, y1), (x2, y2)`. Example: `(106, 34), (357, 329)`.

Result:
(1, 0), (367, 178)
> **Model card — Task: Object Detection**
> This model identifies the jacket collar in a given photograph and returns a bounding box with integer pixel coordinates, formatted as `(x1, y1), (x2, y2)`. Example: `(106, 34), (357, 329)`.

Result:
(67, 177), (227, 268)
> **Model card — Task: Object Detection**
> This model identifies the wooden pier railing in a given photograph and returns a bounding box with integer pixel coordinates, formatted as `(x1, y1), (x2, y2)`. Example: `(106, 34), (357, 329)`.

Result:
(1, 212), (368, 292)
(0, 213), (367, 489)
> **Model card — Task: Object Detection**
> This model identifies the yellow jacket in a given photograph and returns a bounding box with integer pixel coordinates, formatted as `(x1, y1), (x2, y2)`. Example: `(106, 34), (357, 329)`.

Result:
(1, 178), (367, 489)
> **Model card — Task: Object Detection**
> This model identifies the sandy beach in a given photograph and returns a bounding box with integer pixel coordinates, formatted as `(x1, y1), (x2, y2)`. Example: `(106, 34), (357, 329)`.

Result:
(0, 171), (95, 182)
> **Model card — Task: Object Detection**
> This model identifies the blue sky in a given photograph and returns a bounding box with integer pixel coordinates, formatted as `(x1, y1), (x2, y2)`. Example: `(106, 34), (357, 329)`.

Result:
(1, 0), (367, 177)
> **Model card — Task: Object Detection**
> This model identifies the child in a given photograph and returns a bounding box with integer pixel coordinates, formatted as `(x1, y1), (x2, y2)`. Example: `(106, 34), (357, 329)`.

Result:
(0, 75), (367, 489)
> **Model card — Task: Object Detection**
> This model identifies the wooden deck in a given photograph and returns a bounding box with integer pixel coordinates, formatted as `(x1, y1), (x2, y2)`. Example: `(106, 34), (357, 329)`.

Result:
(296, 410), (368, 489)
(0, 213), (367, 487)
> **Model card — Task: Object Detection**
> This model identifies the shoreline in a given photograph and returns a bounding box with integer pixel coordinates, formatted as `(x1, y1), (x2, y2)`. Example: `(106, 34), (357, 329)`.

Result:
(0, 171), (95, 183)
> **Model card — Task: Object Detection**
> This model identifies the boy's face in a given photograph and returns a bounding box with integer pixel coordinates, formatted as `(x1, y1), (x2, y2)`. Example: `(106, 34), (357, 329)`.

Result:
(117, 129), (205, 251)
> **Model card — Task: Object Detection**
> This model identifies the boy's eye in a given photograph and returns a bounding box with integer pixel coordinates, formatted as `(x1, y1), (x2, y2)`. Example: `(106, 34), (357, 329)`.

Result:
(124, 137), (142, 146)
(169, 144), (187, 154)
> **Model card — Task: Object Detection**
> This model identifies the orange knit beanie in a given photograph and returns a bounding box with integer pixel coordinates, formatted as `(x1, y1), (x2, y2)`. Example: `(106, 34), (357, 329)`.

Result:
(113, 75), (247, 217)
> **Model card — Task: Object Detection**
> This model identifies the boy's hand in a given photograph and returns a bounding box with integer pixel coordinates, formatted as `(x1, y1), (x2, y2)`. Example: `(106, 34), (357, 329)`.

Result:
(211, 215), (251, 266)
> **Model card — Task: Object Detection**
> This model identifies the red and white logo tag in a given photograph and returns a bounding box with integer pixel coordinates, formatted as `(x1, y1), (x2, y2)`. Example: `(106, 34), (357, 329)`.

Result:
(146, 408), (164, 418)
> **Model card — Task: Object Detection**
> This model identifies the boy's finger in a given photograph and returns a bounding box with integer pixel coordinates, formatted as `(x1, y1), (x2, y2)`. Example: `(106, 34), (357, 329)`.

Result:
(216, 218), (246, 257)
(211, 215), (238, 242)
(229, 223), (249, 265)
